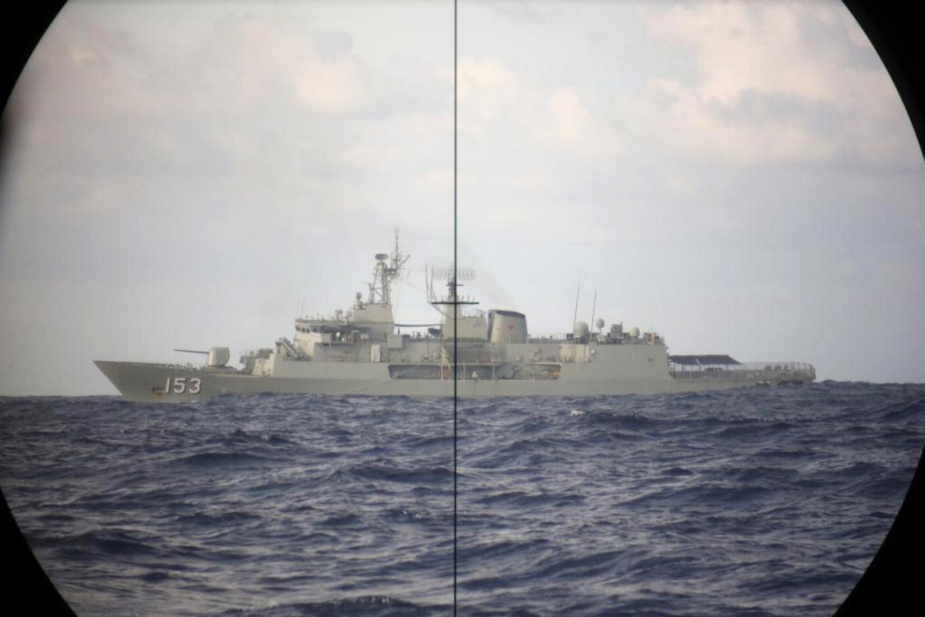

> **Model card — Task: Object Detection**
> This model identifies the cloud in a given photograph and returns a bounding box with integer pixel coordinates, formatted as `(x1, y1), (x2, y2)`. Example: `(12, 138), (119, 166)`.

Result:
(453, 57), (520, 126)
(544, 87), (620, 157)
(202, 17), (365, 115)
(14, 10), (371, 121)
(636, 1), (916, 166)
(548, 87), (588, 143)
(5, 8), (442, 228)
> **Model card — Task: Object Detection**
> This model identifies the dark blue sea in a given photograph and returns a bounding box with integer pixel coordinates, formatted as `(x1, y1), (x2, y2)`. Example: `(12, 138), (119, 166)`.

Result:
(1, 382), (923, 616)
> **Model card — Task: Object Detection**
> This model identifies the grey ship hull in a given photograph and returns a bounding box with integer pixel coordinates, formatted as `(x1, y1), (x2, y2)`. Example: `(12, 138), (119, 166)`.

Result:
(95, 357), (815, 403)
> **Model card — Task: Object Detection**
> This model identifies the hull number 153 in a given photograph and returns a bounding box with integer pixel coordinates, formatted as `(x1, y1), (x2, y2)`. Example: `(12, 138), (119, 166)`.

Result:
(164, 377), (202, 395)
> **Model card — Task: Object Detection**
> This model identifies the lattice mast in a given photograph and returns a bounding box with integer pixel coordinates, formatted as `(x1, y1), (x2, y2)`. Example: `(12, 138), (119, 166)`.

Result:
(368, 229), (409, 306)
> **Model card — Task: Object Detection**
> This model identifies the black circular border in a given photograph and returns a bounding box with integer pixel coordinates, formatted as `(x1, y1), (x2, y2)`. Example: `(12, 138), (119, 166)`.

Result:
(1, 2), (922, 615)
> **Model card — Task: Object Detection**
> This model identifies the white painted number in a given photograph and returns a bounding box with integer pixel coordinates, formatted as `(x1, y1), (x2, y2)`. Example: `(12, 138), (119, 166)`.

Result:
(172, 377), (186, 393)
(164, 377), (202, 395)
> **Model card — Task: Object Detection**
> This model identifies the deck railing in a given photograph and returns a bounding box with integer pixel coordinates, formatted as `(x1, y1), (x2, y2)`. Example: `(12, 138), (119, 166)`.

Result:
(670, 362), (816, 383)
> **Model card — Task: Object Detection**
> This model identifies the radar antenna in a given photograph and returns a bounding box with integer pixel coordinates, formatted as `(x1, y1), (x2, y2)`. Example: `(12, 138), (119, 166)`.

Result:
(367, 229), (409, 306)
(426, 264), (476, 307)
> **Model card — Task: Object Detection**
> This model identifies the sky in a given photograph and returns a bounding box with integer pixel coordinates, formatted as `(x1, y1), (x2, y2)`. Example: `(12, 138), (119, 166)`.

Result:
(1, 0), (924, 395)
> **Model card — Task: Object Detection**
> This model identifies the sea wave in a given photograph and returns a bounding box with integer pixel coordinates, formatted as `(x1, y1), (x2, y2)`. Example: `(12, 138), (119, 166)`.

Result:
(1, 382), (923, 616)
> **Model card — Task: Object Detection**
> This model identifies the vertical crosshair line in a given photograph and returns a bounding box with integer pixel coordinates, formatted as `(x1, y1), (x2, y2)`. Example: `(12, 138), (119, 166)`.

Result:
(452, 1), (459, 616)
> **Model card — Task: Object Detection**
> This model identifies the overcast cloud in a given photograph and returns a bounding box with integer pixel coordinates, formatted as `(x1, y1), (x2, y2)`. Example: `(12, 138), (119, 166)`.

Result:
(2, 0), (923, 395)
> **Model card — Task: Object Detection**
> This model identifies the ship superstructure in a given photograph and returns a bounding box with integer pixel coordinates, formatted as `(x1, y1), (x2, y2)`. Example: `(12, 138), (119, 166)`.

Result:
(95, 234), (815, 402)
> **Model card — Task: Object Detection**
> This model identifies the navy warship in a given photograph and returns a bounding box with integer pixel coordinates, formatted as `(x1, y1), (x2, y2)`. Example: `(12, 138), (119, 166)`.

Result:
(95, 235), (815, 402)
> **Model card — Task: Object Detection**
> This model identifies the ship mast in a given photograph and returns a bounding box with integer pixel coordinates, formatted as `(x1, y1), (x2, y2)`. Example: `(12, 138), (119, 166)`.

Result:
(368, 229), (409, 306)
(427, 265), (477, 316)
(430, 267), (479, 343)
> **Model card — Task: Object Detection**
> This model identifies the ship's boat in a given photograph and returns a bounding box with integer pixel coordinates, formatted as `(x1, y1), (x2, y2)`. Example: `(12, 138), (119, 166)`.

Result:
(95, 235), (815, 402)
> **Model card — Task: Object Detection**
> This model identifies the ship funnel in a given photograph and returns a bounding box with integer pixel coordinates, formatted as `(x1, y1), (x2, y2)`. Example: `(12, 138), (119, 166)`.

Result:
(488, 310), (527, 344)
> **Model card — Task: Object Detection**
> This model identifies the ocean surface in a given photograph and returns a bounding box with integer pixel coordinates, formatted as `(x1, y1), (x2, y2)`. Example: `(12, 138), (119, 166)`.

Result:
(1, 382), (923, 617)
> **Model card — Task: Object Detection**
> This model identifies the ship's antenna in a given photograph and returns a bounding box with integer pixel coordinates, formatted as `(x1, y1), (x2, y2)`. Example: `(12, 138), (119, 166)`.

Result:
(428, 264), (476, 319)
(589, 291), (597, 335)
(425, 265), (433, 303)
(572, 283), (581, 325)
